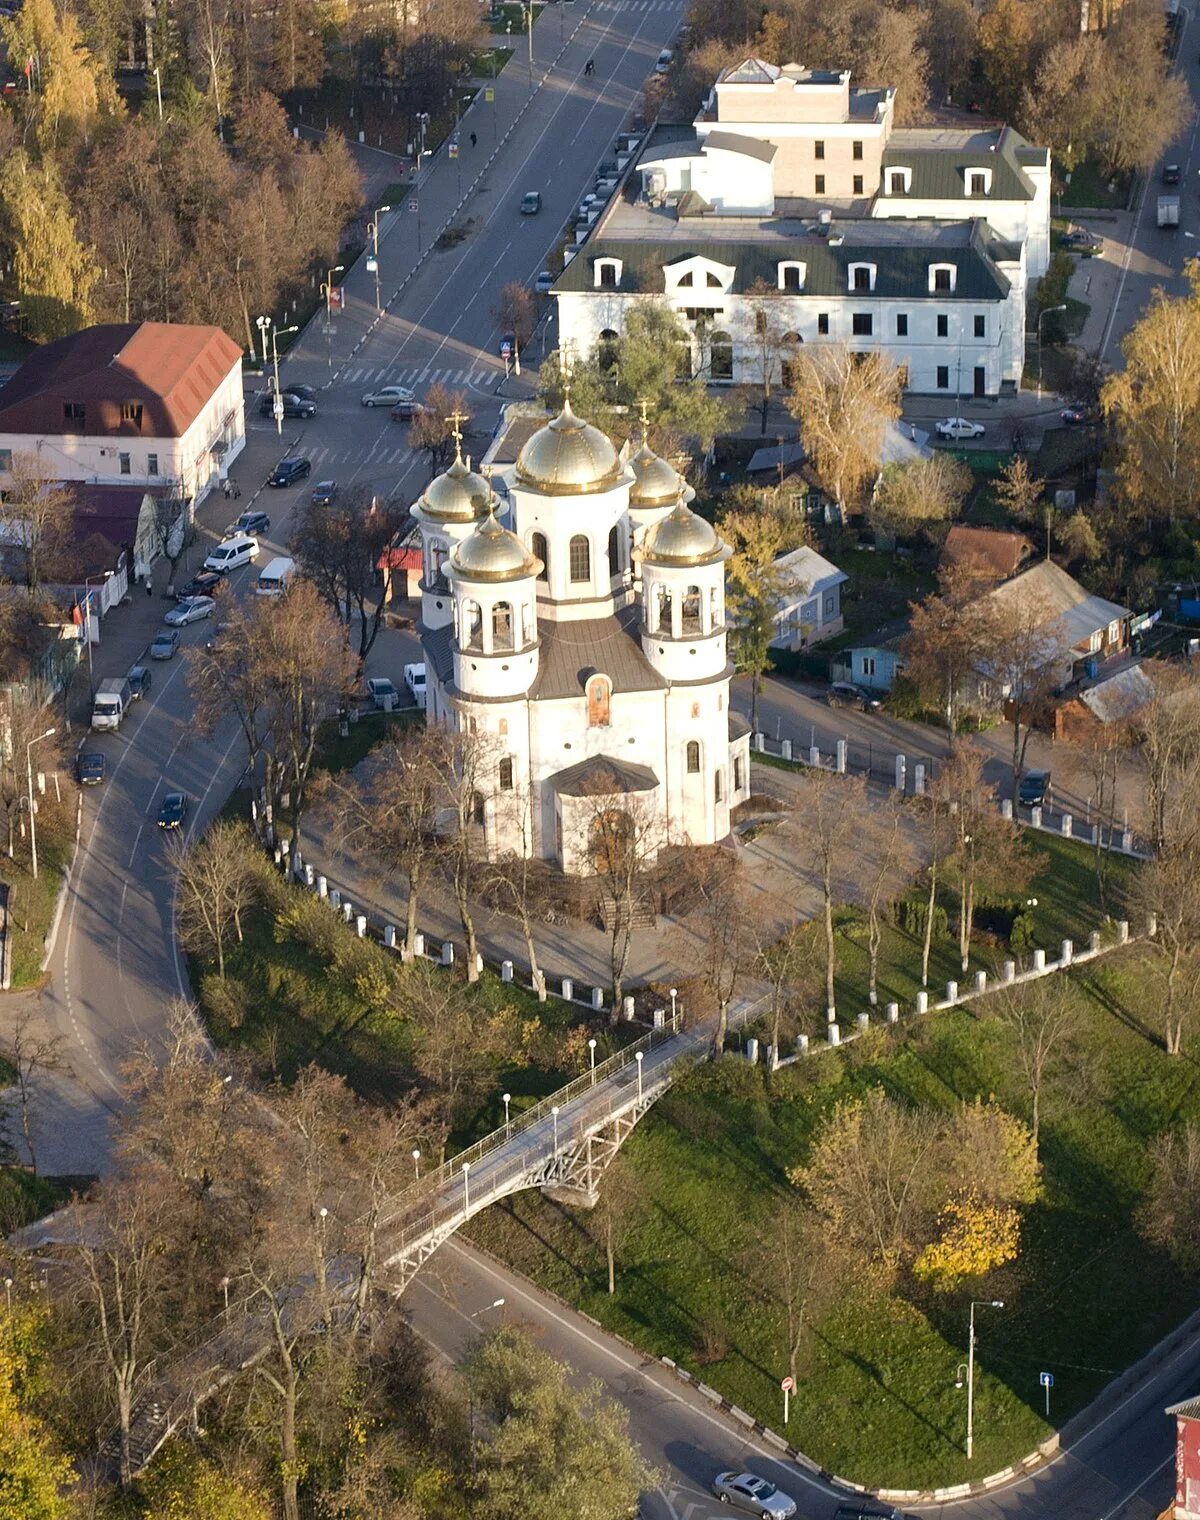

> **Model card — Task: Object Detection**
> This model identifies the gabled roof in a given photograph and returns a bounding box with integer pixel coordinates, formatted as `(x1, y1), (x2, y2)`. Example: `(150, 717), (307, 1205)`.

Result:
(550, 754), (659, 796)
(0, 322), (242, 439)
(775, 545), (847, 600)
(881, 125), (1042, 203)
(556, 222), (1011, 302)
(984, 561), (1131, 652)
(943, 525), (1034, 580)
(1078, 663), (1155, 723)
(1167, 1395), (1200, 1420)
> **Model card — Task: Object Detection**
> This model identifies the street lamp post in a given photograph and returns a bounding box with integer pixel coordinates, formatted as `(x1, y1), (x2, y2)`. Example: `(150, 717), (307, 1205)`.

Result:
(523, 0), (534, 85)
(1037, 304), (1067, 400)
(551, 1104), (560, 1154)
(367, 206), (392, 315)
(256, 316), (298, 435)
(462, 1160), (471, 1215)
(635, 1050), (644, 1100)
(151, 66), (162, 120)
(964, 1299), (1004, 1459)
(502, 1092), (511, 1132)
(321, 264), (344, 370)
(412, 1147), (420, 1181)
(470, 1297), (505, 1319)
(669, 987), (678, 1025)
(588, 1037), (597, 1084)
(26, 727), (56, 880)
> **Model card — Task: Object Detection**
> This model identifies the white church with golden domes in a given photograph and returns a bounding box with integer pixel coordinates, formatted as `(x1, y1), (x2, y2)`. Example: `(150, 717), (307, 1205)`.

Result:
(410, 402), (751, 875)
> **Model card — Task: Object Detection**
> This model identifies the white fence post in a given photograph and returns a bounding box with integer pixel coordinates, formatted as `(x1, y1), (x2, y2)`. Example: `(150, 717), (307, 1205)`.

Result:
(781, 739), (792, 761)
(562, 977), (574, 1001)
(895, 754), (906, 792)
(836, 739), (847, 774)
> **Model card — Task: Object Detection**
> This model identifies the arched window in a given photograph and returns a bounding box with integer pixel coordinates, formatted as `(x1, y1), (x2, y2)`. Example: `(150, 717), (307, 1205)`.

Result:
(710, 330), (733, 382)
(686, 740), (701, 774)
(598, 329), (619, 373)
(492, 600), (514, 650)
(521, 602), (534, 644)
(499, 757), (514, 790)
(430, 540), (449, 590)
(471, 790), (486, 826)
(681, 584), (702, 634)
(607, 523), (621, 578)
(463, 599), (482, 649)
(677, 270), (694, 288)
(531, 531), (548, 582)
(657, 586), (672, 633)
(569, 535), (591, 583)
(714, 770), (723, 802)
(586, 673), (612, 727)
(709, 586), (720, 626)
(706, 271), (722, 288)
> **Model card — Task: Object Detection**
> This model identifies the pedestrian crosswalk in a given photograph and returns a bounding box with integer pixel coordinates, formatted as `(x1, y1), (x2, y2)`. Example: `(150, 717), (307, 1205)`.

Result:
(342, 363), (495, 389)
(593, 0), (678, 10)
(304, 443), (418, 469)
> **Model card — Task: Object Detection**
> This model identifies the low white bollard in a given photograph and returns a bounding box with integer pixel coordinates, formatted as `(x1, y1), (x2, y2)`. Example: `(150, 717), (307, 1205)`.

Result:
(305, 864), (315, 887)
(1122, 829), (1133, 852)
(755, 733), (766, 753)
(475, 953), (484, 976)
(413, 933), (425, 957)
(781, 739), (792, 761)
(895, 754), (906, 792)
(653, 1008), (665, 1029)
(914, 762), (926, 797)
(1117, 920), (1129, 944)
(809, 744), (820, 767)
(592, 987), (603, 1012)
(766, 1043), (776, 1070)
(916, 990), (929, 1014)
(329, 889), (341, 911)
(317, 874), (327, 899)
(501, 959), (513, 982)
(974, 970), (987, 993)
(1001, 798), (1013, 820)
(1089, 930), (1101, 954)
(1033, 948), (1046, 971)
(836, 739), (847, 774)
(535, 971), (547, 1002)
(441, 941), (454, 967)
(796, 1033), (809, 1054)
(1060, 938), (1073, 966)
(1002, 959), (1016, 983)
(828, 1023), (841, 1046)
(1031, 806), (1043, 828)
(1147, 913), (1158, 938)
(746, 1037), (759, 1064)
(383, 924), (396, 949)
(856, 1012), (870, 1032)
(945, 980), (958, 1003)
(342, 901), (353, 923)
(273, 847), (282, 867)
(623, 995), (635, 1021)
(355, 914), (366, 938)
(886, 1002), (899, 1024)
(1061, 813), (1073, 839)
(562, 977), (574, 1001)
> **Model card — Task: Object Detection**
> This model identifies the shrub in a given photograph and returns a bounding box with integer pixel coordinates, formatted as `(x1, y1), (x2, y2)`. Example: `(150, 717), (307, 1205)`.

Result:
(1009, 911), (1037, 954)
(896, 898), (949, 941)
(200, 972), (251, 1032)
(885, 674), (926, 720)
(274, 893), (342, 962)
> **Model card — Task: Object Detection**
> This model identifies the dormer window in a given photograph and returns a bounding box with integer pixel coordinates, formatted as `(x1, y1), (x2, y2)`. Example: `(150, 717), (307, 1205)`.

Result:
(777, 261), (806, 292)
(677, 271), (694, 287)
(120, 402), (143, 425)
(63, 402), (85, 426)
(967, 168), (992, 196)
(706, 271), (721, 288)
(929, 263), (957, 294)
(887, 167), (911, 195)
(848, 263), (876, 293)
(595, 257), (622, 289)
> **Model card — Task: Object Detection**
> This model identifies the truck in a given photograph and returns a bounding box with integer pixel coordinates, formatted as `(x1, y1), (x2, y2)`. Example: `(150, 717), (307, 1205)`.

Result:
(92, 676), (132, 731)
(1158, 195), (1181, 229)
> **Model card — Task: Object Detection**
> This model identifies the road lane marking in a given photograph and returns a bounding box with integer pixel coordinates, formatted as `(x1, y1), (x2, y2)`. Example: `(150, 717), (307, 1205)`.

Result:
(127, 825), (143, 867)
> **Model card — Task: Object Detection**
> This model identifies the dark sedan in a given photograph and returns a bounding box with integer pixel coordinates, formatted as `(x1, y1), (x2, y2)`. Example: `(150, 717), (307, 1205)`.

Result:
(77, 752), (106, 786)
(267, 457), (312, 488)
(176, 571), (223, 601)
(156, 791), (188, 829)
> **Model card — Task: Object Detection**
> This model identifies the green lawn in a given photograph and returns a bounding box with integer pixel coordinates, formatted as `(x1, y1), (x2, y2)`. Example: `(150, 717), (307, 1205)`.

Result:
(3, 801), (76, 988)
(1056, 160), (1130, 211)
(472, 46), (513, 77)
(486, 2), (545, 33)
(0, 1169), (82, 1231)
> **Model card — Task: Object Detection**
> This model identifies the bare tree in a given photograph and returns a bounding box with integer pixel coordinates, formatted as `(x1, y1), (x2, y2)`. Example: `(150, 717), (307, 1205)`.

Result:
(485, 780), (551, 998)
(901, 562), (1003, 741)
(3, 1009), (65, 1174)
(686, 858), (754, 1057)
(986, 591), (1062, 808)
(746, 1196), (841, 1386)
(1131, 835), (1200, 1054)
(990, 978), (1082, 1149)
(862, 798), (919, 1007)
(592, 1155), (648, 1296)
(408, 381), (470, 480)
(429, 726), (491, 982)
(1139, 1121), (1200, 1271)
(1134, 662), (1200, 850)
(755, 924), (822, 1076)
(493, 280), (535, 361)
(736, 278), (795, 435)
(0, 452), (73, 593)
(169, 819), (261, 979)
(917, 781), (956, 989)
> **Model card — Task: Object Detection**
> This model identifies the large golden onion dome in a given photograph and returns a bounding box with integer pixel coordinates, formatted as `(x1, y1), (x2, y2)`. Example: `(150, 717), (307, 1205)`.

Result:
(642, 497), (724, 567)
(450, 506), (541, 582)
(628, 441), (680, 508)
(515, 401), (622, 496)
(419, 447), (492, 522)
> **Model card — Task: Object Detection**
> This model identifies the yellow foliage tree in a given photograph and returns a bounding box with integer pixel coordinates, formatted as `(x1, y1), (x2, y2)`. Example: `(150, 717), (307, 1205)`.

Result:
(0, 1299), (76, 1520)
(0, 150), (98, 338)
(139, 1441), (272, 1520)
(914, 1193), (1020, 1292)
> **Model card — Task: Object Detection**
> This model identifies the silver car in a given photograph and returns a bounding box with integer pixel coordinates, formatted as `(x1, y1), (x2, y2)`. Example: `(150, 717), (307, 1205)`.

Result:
(361, 385), (415, 408)
(712, 1472), (797, 1520)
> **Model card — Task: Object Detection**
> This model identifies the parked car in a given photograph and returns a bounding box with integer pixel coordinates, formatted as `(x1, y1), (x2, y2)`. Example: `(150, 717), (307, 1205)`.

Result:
(267, 457), (311, 488)
(164, 595), (216, 627)
(391, 399), (426, 421)
(311, 479), (339, 507)
(156, 791), (188, 829)
(281, 383), (317, 403)
(361, 384), (415, 408)
(935, 416), (986, 440)
(654, 47), (673, 72)
(1059, 405), (1087, 425)
(257, 391), (315, 419)
(77, 752), (106, 786)
(149, 629), (180, 660)
(827, 681), (881, 712)
(520, 190), (542, 214)
(711, 1472), (796, 1520)
(366, 676), (399, 709)
(404, 662), (427, 709)
(1018, 769), (1052, 808)
(1163, 163), (1182, 185)
(833, 1503), (910, 1520)
(127, 664), (152, 700)
(176, 570), (223, 601)
(204, 535), (259, 572)
(225, 509), (270, 538)
(535, 270), (554, 294)
(1061, 227), (1102, 256)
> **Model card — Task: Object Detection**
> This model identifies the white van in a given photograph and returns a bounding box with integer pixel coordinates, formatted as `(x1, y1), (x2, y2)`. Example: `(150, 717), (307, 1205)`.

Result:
(256, 555), (296, 597)
(204, 534), (258, 573)
(404, 662), (427, 709)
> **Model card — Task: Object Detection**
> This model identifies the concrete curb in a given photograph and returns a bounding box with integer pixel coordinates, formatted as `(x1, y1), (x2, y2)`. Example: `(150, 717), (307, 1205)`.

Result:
(39, 788), (82, 975)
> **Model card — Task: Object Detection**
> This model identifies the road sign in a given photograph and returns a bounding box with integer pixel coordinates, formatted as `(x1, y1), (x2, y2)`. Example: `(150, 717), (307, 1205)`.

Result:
(365, 255), (378, 273)
(500, 340), (511, 357)
(408, 198), (419, 213)
(485, 85), (494, 101)
(781, 1377), (794, 1391)
(1039, 1372), (1053, 1387)
(449, 141), (459, 159)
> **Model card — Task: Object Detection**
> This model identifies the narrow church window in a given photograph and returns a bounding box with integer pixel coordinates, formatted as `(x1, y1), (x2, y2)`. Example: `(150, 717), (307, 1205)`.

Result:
(586, 673), (612, 727)
(715, 770), (723, 802)
(569, 535), (591, 582)
(463, 599), (483, 649)
(733, 756), (743, 790)
(493, 601), (514, 650)
(682, 585), (702, 633)
(686, 741), (700, 773)
(499, 757), (514, 790)
(472, 791), (485, 826)
(657, 587), (672, 633)
(532, 531), (549, 581)
(607, 523), (620, 577)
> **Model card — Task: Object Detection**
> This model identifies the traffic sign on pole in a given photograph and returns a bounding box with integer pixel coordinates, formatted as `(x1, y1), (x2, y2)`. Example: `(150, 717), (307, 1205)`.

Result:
(1039, 1371), (1053, 1417)
(408, 198), (419, 213)
(781, 1376), (794, 1425)
(485, 85), (494, 101)
(449, 141), (459, 159)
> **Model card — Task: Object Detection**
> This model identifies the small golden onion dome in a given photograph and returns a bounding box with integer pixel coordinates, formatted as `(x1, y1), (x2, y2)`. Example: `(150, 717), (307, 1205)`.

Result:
(419, 450), (492, 522)
(628, 442), (680, 508)
(450, 506), (541, 582)
(515, 402), (622, 495)
(642, 498), (724, 567)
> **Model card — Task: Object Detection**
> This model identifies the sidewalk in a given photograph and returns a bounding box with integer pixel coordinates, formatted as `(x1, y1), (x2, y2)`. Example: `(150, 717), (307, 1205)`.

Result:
(283, 0), (614, 392)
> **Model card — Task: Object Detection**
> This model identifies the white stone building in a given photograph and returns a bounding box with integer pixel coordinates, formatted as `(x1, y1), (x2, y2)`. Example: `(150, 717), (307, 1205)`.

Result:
(552, 58), (1050, 399)
(412, 409), (751, 875)
(0, 322), (245, 511)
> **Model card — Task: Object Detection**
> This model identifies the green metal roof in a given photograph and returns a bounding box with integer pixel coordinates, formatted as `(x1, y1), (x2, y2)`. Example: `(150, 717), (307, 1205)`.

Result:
(880, 129), (1042, 203)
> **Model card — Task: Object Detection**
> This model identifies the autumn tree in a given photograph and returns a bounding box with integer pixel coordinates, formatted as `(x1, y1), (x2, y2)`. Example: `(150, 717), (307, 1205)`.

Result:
(1139, 1122), (1200, 1271)
(901, 564), (1002, 740)
(493, 280), (536, 360)
(785, 344), (901, 514)
(464, 1325), (656, 1520)
(0, 0), (119, 153)
(1093, 5), (1192, 176)
(737, 278), (796, 434)
(720, 488), (808, 736)
(592, 1156), (648, 1296)
(922, 0), (977, 103)
(169, 820), (262, 980)
(1131, 835), (1200, 1055)
(0, 1294), (76, 1520)
(290, 486), (407, 670)
(0, 453), (74, 593)
(1020, 36), (1104, 170)
(1103, 265), (1200, 526)
(408, 381), (471, 479)
(871, 453), (971, 541)
(139, 1443), (272, 1520)
(976, 0), (1035, 121)
(990, 977), (1082, 1149)
(992, 454), (1044, 527)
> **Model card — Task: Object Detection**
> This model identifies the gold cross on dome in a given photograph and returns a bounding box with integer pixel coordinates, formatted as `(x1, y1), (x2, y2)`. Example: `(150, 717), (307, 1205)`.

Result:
(446, 408), (469, 454)
(637, 397), (652, 435)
